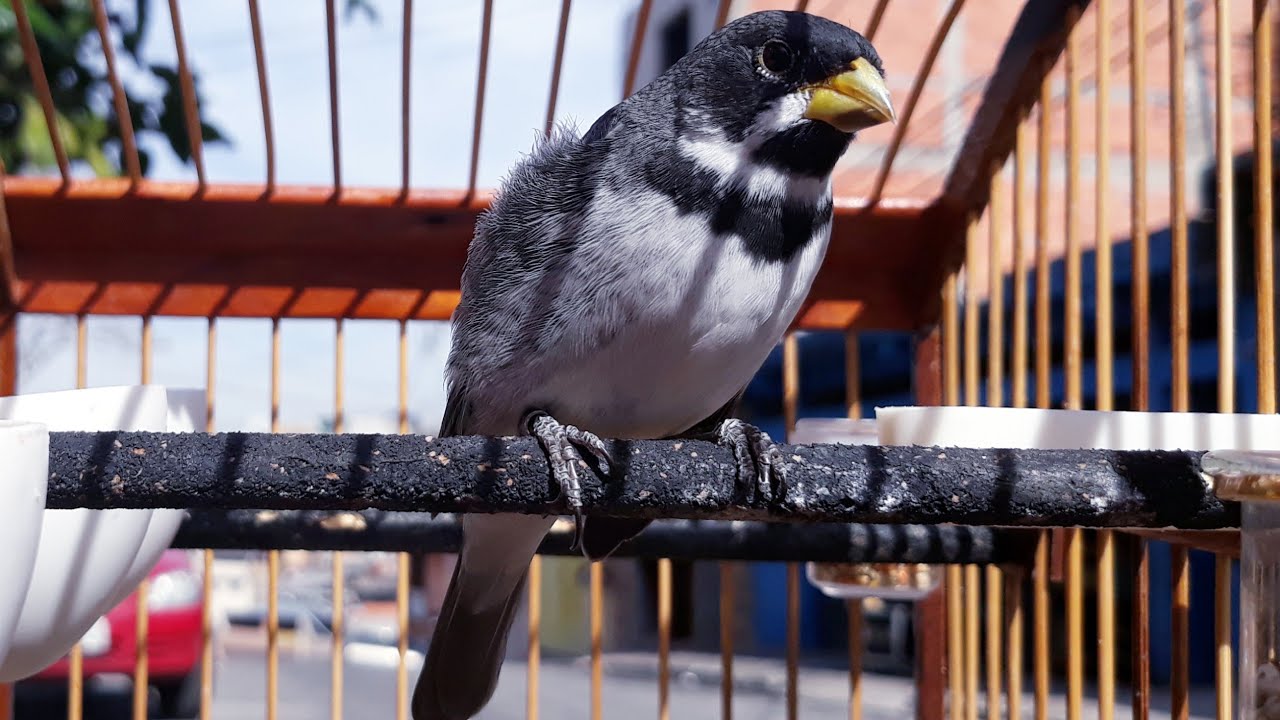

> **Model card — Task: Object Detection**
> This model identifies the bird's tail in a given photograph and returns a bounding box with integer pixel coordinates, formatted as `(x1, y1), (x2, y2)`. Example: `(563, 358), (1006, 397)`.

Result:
(412, 513), (553, 720)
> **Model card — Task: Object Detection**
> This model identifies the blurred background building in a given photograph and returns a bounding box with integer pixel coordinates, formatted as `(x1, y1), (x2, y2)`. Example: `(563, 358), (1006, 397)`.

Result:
(620, 0), (1278, 685)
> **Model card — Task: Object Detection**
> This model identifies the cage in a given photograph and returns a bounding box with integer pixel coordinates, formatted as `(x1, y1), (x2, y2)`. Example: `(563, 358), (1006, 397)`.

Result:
(0, 0), (1273, 719)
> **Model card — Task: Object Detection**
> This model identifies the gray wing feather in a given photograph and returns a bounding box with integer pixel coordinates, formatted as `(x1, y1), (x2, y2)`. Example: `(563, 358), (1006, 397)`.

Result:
(411, 541), (529, 719)
(413, 109), (624, 720)
(436, 390), (470, 438)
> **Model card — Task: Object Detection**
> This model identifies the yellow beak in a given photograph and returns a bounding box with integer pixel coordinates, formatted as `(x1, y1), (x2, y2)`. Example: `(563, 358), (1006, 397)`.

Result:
(802, 57), (896, 133)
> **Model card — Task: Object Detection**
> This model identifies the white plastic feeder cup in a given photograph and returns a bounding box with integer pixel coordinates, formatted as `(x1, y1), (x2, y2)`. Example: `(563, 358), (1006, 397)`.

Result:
(0, 421), (49, 670)
(0, 386), (168, 682)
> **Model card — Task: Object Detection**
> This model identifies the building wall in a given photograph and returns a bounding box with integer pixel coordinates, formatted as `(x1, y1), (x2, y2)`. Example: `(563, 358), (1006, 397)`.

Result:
(629, 0), (1270, 296)
(618, 0), (1277, 671)
(774, 0), (1267, 296)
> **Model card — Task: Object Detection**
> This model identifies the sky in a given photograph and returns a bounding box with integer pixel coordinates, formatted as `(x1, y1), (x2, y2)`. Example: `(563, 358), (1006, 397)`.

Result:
(16, 0), (641, 433)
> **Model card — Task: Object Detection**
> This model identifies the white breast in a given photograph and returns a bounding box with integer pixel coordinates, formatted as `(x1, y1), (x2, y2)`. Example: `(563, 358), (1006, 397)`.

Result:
(525, 182), (831, 439)
(468, 126), (835, 439)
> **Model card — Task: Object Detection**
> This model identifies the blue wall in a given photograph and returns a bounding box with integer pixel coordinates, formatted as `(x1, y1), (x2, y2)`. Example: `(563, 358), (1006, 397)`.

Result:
(735, 217), (1252, 671)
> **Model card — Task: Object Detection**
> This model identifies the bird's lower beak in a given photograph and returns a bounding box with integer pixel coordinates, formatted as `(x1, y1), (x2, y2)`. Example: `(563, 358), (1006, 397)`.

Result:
(803, 57), (896, 133)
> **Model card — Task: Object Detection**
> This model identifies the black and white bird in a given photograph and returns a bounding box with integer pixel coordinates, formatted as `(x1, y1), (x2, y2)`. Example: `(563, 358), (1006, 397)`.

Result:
(412, 10), (893, 720)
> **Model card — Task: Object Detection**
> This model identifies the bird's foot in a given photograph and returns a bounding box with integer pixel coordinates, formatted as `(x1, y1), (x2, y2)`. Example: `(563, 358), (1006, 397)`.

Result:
(524, 411), (611, 552)
(716, 419), (786, 503)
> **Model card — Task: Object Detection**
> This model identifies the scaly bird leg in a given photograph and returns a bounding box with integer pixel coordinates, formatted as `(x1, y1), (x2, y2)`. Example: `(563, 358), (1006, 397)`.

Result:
(523, 411), (612, 551)
(715, 418), (786, 503)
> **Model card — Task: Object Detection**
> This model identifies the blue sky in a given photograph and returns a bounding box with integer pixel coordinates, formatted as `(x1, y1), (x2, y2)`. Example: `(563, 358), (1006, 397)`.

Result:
(17, 0), (639, 432)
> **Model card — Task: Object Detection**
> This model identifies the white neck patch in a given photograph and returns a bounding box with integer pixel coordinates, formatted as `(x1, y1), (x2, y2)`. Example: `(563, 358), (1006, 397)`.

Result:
(676, 90), (828, 202)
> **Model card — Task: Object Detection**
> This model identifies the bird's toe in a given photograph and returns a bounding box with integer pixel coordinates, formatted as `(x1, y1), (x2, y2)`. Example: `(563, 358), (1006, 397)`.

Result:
(716, 419), (760, 499)
(563, 423), (612, 474)
(526, 411), (613, 550)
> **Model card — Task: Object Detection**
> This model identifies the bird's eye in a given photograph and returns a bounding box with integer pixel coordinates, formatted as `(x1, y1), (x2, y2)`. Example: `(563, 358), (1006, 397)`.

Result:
(760, 40), (794, 75)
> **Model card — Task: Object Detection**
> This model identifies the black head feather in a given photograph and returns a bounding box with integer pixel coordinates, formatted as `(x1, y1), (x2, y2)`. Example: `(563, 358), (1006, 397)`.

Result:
(681, 13), (881, 134)
(623, 11), (887, 177)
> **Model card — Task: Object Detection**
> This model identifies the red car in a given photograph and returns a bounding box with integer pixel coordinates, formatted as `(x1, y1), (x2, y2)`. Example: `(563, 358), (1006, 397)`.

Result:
(24, 549), (205, 718)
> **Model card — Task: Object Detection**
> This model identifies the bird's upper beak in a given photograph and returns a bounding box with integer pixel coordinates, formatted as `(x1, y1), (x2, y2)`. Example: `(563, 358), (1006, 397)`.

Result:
(802, 57), (896, 133)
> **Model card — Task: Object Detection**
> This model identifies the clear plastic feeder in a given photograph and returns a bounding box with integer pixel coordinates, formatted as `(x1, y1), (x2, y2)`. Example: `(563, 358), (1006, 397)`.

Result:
(787, 419), (945, 600)
(806, 561), (942, 601)
(1204, 450), (1280, 720)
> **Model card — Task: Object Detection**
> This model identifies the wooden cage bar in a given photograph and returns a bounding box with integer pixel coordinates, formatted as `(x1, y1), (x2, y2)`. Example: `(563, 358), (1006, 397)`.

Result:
(0, 0), (1276, 720)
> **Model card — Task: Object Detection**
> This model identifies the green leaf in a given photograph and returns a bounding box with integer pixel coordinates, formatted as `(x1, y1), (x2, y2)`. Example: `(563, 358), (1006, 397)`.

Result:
(156, 73), (190, 162)
(149, 64), (179, 84)
(84, 141), (111, 176)
(16, 94), (54, 168)
(200, 120), (225, 144)
(21, 1), (75, 53)
(344, 0), (379, 23)
(0, 5), (15, 35)
(120, 0), (148, 58)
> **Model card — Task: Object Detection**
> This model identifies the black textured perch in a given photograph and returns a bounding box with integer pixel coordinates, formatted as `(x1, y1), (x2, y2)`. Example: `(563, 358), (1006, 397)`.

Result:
(173, 511), (1033, 564)
(44, 430), (1234, 528)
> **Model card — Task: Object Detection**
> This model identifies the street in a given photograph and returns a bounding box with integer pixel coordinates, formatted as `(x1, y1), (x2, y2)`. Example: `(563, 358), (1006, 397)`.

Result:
(15, 642), (901, 720)
(14, 641), (1224, 720)
(207, 645), (878, 720)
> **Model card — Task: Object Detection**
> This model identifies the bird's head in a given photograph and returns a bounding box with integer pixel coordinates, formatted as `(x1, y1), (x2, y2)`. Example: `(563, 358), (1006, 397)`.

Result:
(664, 10), (894, 176)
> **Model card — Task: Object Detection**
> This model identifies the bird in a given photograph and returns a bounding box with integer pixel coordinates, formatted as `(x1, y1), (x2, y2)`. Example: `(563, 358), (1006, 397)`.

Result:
(411, 9), (893, 719)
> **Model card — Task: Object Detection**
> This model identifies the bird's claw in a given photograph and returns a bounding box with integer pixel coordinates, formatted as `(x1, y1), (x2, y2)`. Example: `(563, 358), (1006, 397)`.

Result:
(716, 418), (786, 502)
(525, 411), (611, 552)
